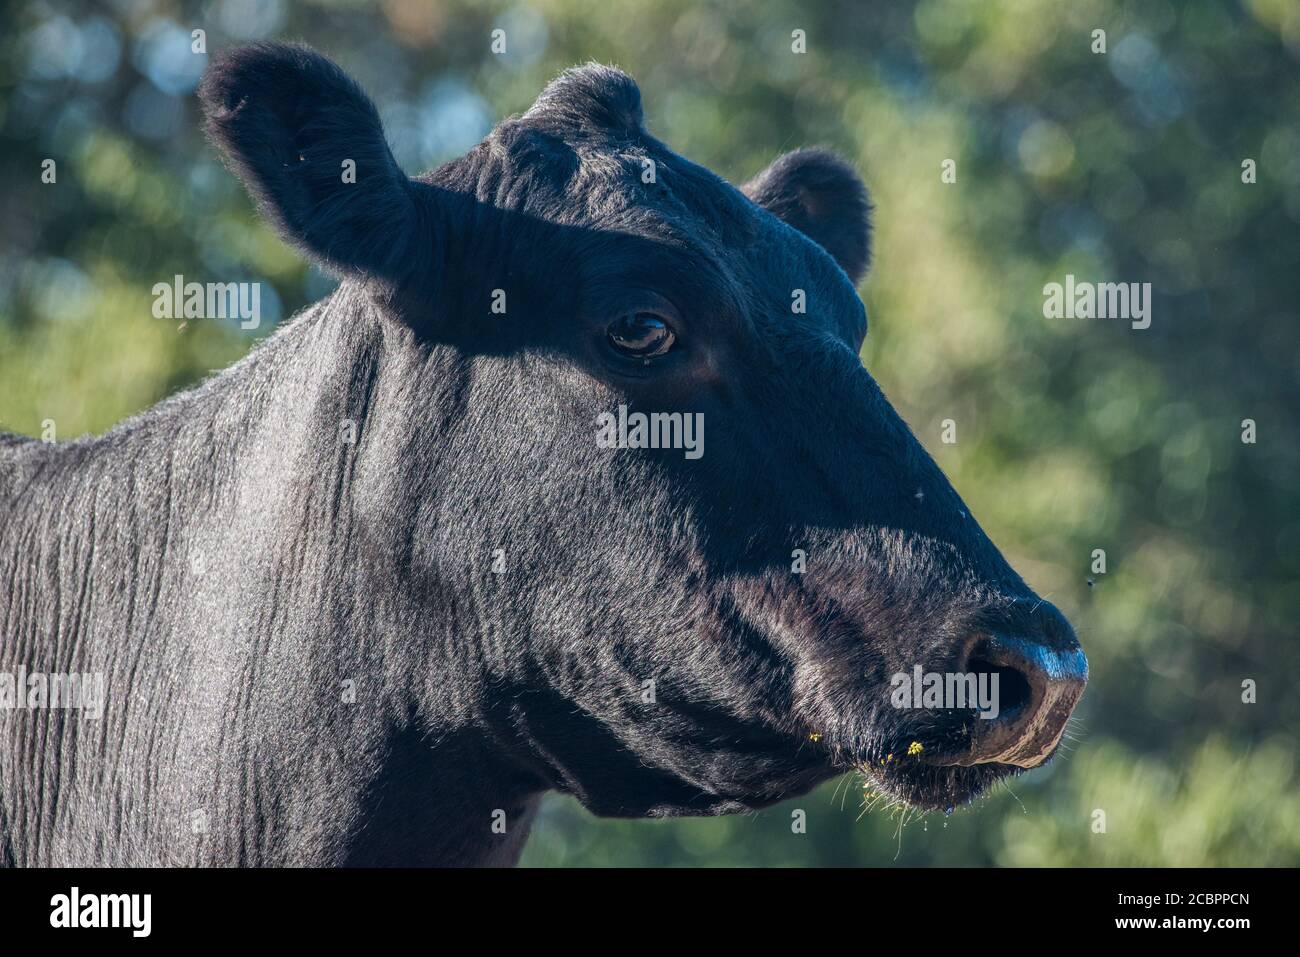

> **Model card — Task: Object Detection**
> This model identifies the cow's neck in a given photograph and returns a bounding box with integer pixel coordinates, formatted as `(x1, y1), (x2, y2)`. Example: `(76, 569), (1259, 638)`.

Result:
(0, 290), (545, 866)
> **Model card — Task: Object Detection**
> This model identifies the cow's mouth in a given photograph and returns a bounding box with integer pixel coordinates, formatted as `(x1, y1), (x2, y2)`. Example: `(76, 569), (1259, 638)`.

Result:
(847, 633), (1087, 811)
(857, 759), (1019, 811)
(855, 744), (1025, 813)
(845, 659), (1084, 811)
(839, 718), (1023, 812)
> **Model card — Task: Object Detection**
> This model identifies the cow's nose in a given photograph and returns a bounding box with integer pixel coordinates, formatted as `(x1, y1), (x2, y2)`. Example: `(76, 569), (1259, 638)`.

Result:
(953, 604), (1087, 768)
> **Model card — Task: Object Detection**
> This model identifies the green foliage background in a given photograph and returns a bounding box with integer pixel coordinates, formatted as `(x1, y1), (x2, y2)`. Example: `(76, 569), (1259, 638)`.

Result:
(2, 0), (1297, 865)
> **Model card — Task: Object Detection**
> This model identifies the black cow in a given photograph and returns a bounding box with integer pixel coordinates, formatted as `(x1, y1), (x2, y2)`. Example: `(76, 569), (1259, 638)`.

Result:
(0, 43), (1086, 866)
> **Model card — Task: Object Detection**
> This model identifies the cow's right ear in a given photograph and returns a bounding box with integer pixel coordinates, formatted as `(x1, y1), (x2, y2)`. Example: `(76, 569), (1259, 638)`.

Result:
(199, 42), (427, 287)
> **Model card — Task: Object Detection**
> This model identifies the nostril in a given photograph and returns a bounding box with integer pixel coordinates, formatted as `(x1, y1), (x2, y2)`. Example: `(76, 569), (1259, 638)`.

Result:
(966, 653), (1033, 720)
(949, 632), (1088, 769)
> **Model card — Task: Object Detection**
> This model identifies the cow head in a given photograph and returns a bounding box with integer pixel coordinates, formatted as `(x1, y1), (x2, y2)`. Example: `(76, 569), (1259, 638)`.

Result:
(199, 43), (1086, 818)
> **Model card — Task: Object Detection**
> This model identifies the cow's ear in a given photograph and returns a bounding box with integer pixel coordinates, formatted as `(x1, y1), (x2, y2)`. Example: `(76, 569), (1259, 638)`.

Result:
(199, 43), (426, 287)
(742, 148), (872, 284)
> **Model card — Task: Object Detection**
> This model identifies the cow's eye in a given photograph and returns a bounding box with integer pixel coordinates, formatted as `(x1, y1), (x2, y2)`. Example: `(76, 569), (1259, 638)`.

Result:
(607, 312), (676, 359)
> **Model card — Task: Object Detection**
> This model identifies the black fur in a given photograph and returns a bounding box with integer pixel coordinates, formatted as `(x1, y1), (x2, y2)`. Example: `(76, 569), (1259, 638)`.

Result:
(0, 44), (1082, 866)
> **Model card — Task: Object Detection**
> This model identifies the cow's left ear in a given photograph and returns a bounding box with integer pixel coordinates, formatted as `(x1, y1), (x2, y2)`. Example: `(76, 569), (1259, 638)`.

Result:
(199, 42), (426, 287)
(742, 148), (872, 284)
